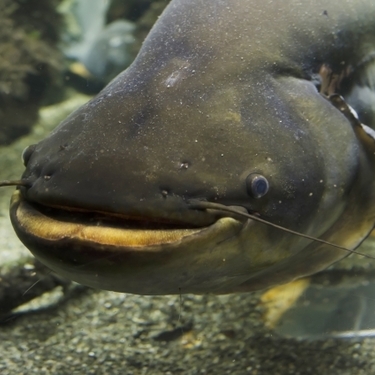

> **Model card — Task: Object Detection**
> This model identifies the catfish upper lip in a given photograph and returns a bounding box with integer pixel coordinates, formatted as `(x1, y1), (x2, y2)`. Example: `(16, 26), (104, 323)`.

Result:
(16, 183), (237, 232)
(18, 180), (225, 228)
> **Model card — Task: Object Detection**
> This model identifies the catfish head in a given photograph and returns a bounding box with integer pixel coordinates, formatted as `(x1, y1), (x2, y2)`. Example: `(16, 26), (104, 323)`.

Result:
(3, 0), (375, 294)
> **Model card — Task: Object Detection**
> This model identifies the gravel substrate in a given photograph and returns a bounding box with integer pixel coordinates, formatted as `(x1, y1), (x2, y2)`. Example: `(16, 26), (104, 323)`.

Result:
(1, 96), (375, 375)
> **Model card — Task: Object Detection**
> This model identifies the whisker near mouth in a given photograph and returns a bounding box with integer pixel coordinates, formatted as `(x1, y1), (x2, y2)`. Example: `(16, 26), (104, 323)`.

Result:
(188, 199), (375, 260)
(0, 180), (31, 188)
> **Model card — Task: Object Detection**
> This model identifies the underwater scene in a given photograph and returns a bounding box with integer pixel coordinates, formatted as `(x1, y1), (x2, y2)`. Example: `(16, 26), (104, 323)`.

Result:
(1, 0), (375, 374)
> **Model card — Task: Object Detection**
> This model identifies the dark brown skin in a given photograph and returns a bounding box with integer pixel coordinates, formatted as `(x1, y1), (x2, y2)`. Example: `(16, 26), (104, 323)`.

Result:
(4, 0), (375, 294)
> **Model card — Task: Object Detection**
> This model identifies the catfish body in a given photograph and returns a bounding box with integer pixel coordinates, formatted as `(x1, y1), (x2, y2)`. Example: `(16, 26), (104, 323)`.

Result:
(7, 0), (375, 294)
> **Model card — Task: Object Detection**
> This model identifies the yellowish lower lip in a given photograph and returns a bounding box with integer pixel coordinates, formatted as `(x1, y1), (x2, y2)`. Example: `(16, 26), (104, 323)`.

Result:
(11, 190), (203, 248)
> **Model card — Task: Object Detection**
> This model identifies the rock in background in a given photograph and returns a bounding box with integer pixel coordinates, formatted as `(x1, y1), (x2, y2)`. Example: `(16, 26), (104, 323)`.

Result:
(0, 0), (64, 145)
(0, 0), (170, 145)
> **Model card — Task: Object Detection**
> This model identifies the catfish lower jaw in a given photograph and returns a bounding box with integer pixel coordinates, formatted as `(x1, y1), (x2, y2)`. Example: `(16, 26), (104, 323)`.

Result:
(9, 190), (246, 294)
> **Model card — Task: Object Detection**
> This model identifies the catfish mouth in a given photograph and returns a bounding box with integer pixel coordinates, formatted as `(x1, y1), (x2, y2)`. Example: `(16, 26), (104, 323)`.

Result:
(28, 201), (202, 231)
(9, 189), (251, 294)
(9, 190), (233, 249)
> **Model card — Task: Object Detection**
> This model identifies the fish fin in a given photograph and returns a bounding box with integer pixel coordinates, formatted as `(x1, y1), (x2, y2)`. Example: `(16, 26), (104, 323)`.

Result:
(360, 123), (375, 142)
(344, 54), (375, 129)
(328, 94), (375, 146)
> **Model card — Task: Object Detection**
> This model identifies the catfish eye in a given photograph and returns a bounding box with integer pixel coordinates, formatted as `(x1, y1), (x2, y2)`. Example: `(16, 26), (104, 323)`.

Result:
(246, 173), (269, 199)
(21, 144), (36, 166)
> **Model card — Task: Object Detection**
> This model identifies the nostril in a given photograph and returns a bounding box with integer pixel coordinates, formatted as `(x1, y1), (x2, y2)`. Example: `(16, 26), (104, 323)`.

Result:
(21, 144), (37, 166)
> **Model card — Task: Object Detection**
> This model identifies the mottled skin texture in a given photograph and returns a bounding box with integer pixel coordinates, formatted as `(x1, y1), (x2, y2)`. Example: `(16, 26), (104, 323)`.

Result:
(9, 0), (375, 294)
